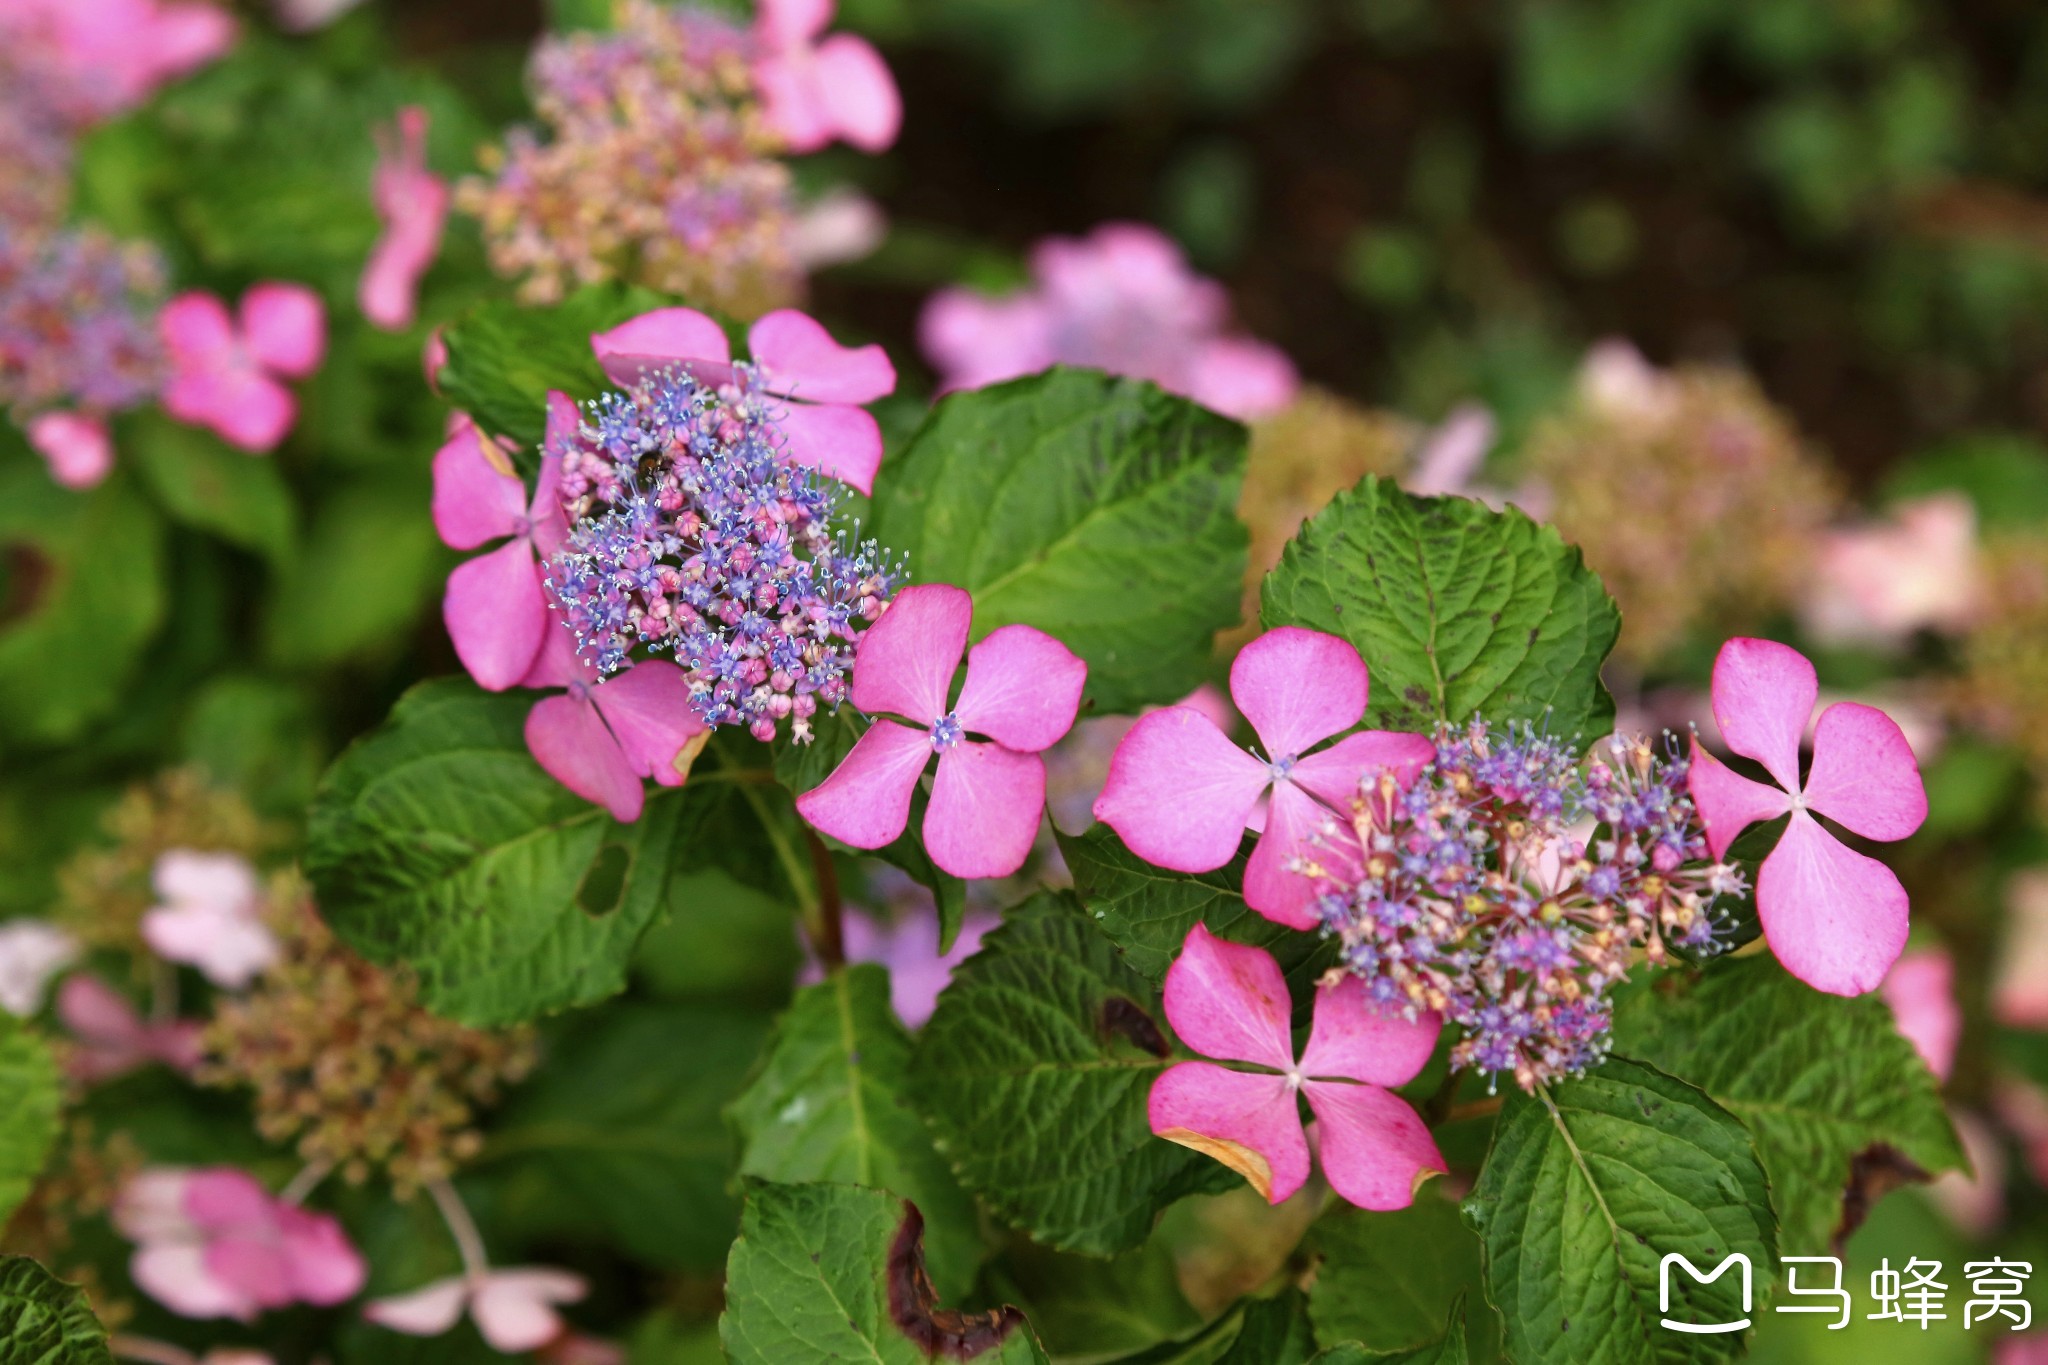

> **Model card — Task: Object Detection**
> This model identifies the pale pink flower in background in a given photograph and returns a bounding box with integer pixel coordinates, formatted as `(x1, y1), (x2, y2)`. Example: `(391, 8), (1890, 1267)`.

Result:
(539, 1333), (627, 1365)
(796, 583), (1086, 880)
(750, 0), (901, 154)
(1880, 949), (1961, 1082)
(421, 327), (448, 392)
(2000, 1333), (2048, 1365)
(591, 306), (896, 494)
(25, 412), (114, 489)
(160, 283), (326, 453)
(1093, 627), (1434, 928)
(0, 0), (235, 124)
(521, 621), (709, 824)
(919, 222), (1299, 421)
(799, 894), (999, 1029)
(1994, 868), (2048, 1029)
(1149, 924), (1444, 1210)
(58, 975), (204, 1082)
(1928, 1109), (2005, 1238)
(1801, 493), (1984, 647)
(0, 919), (77, 1016)
(359, 105), (448, 331)
(1403, 401), (1551, 520)
(142, 849), (278, 989)
(791, 187), (888, 269)
(272, 0), (365, 32)
(367, 1267), (587, 1354)
(1578, 338), (1678, 424)
(1688, 637), (1927, 996)
(115, 1167), (365, 1321)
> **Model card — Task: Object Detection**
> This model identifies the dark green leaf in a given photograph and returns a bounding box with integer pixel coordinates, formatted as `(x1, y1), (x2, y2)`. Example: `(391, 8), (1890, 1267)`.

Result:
(0, 1021), (59, 1229)
(1311, 1298), (1470, 1365)
(125, 411), (297, 564)
(1261, 477), (1620, 741)
(0, 1256), (115, 1365)
(439, 285), (668, 450)
(263, 482), (441, 668)
(981, 1237), (1202, 1358)
(1307, 1192), (1488, 1356)
(869, 368), (1250, 714)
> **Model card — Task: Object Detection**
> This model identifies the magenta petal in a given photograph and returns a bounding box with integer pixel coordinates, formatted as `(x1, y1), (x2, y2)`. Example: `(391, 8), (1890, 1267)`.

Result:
(215, 373), (299, 453)
(159, 292), (238, 369)
(26, 412), (114, 489)
(772, 400), (883, 495)
(589, 660), (708, 787)
(525, 696), (645, 822)
(953, 624), (1086, 753)
(1243, 782), (1332, 930)
(443, 539), (547, 692)
(204, 1235), (295, 1310)
(1184, 336), (1299, 422)
(240, 283), (326, 378)
(1148, 1062), (1309, 1205)
(749, 309), (896, 404)
(590, 308), (729, 365)
(1160, 922), (1296, 1071)
(278, 1207), (367, 1306)
(1289, 730), (1436, 811)
(132, 1242), (253, 1321)
(757, 0), (833, 47)
(925, 742), (1044, 880)
(1303, 1082), (1445, 1211)
(850, 582), (971, 724)
(1094, 707), (1269, 874)
(1300, 975), (1440, 1087)
(519, 613), (583, 691)
(1687, 739), (1793, 861)
(1803, 701), (1927, 842)
(1709, 637), (1816, 793)
(1756, 812), (1910, 996)
(431, 419), (527, 549)
(795, 719), (930, 849)
(812, 34), (902, 152)
(1230, 627), (1369, 760)
(529, 451), (570, 559)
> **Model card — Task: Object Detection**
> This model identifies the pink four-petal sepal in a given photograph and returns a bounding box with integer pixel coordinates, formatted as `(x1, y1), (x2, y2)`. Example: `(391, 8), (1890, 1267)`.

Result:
(1148, 924), (1444, 1210)
(795, 583), (1085, 880)
(160, 283), (327, 453)
(518, 624), (710, 824)
(434, 410), (570, 692)
(1687, 637), (1928, 996)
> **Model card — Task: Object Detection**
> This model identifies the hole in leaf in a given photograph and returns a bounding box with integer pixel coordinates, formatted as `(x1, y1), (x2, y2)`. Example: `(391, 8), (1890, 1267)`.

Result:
(576, 841), (632, 917)
(888, 1202), (1027, 1357)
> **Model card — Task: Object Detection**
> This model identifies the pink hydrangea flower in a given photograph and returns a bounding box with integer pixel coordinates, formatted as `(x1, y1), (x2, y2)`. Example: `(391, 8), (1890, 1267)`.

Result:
(1688, 637), (1928, 996)
(160, 283), (326, 453)
(1801, 493), (1984, 647)
(520, 617), (709, 824)
(359, 105), (448, 332)
(590, 306), (895, 495)
(0, 0), (235, 124)
(1150, 924), (1444, 1210)
(141, 849), (278, 989)
(432, 405), (570, 691)
(366, 1267), (587, 1354)
(25, 412), (114, 489)
(795, 583), (1085, 880)
(1092, 627), (1434, 929)
(1996, 869), (2048, 1029)
(0, 918), (77, 1017)
(798, 884), (998, 1029)
(114, 1167), (365, 1321)
(750, 0), (901, 154)
(918, 222), (1299, 421)
(58, 974), (204, 1083)
(1881, 950), (1960, 1082)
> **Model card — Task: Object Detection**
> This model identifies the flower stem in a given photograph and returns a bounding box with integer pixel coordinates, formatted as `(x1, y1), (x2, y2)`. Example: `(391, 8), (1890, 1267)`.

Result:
(278, 1156), (334, 1206)
(426, 1177), (490, 1284)
(109, 1337), (195, 1365)
(803, 827), (845, 970)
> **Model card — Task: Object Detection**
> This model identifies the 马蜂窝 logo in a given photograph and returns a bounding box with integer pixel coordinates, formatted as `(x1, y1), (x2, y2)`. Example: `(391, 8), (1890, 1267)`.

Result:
(1660, 1253), (1753, 1334)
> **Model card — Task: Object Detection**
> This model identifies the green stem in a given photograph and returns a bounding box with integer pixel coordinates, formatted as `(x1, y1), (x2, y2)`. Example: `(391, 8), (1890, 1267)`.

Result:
(805, 827), (845, 970)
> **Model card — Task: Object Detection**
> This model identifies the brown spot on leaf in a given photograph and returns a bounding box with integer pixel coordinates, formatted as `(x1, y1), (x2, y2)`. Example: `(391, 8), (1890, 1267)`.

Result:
(0, 543), (51, 626)
(1099, 996), (1170, 1056)
(1834, 1145), (1930, 1254)
(888, 1202), (1027, 1357)
(1157, 1127), (1274, 1200)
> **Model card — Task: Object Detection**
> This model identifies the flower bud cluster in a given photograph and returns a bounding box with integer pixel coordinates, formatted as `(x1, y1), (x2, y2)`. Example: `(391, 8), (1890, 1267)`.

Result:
(1308, 720), (1743, 1091)
(0, 224), (165, 421)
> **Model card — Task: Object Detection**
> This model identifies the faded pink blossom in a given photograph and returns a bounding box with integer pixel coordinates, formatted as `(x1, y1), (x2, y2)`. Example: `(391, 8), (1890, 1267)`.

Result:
(796, 583), (1086, 880)
(1578, 338), (1678, 424)
(590, 306), (896, 495)
(1404, 402), (1551, 519)
(0, 0), (235, 125)
(1880, 949), (1960, 1082)
(1801, 493), (1984, 647)
(1929, 1109), (2004, 1238)
(1688, 637), (1927, 996)
(1994, 868), (2048, 1029)
(919, 223), (1298, 421)
(25, 412), (113, 489)
(359, 105), (448, 332)
(272, 0), (364, 32)
(58, 975), (203, 1083)
(800, 892), (998, 1029)
(142, 849), (278, 989)
(1093, 627), (1434, 929)
(367, 1267), (587, 1354)
(1149, 924), (1444, 1210)
(791, 187), (888, 269)
(0, 918), (77, 1017)
(751, 0), (901, 154)
(160, 283), (325, 453)
(114, 1167), (364, 1321)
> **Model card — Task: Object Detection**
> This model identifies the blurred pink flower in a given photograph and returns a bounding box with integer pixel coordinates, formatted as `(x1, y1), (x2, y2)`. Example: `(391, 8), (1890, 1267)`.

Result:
(1928, 1109), (2005, 1238)
(1578, 338), (1678, 424)
(1880, 949), (1960, 1082)
(0, 918), (77, 1016)
(791, 187), (887, 269)
(1801, 493), (1984, 647)
(115, 1167), (365, 1321)
(1995, 868), (2048, 1029)
(160, 283), (326, 453)
(0, 0), (234, 125)
(272, 0), (364, 32)
(800, 894), (998, 1029)
(359, 105), (448, 331)
(367, 1267), (587, 1354)
(58, 975), (204, 1083)
(751, 0), (901, 154)
(25, 412), (113, 489)
(142, 849), (278, 989)
(919, 222), (1298, 421)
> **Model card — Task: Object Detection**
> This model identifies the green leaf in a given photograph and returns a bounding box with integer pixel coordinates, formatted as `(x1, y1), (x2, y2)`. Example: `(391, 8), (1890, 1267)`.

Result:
(263, 482), (441, 668)
(0, 1021), (59, 1229)
(1310, 1299), (1469, 1365)
(439, 285), (668, 450)
(721, 1181), (1050, 1365)
(908, 892), (1232, 1256)
(1096, 1291), (1316, 1365)
(1881, 431), (2048, 530)
(0, 1256), (115, 1365)
(727, 965), (984, 1298)
(980, 1237), (1201, 1359)
(869, 368), (1250, 714)
(1461, 1058), (1776, 1365)
(124, 410), (297, 564)
(1612, 954), (1964, 1255)
(304, 679), (793, 1025)
(1306, 1193), (1487, 1356)
(1261, 476), (1620, 740)
(487, 1002), (769, 1271)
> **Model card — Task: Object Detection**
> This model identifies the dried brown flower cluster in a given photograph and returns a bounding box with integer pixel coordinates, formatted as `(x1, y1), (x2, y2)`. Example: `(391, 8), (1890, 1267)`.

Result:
(1955, 534), (2048, 807)
(1525, 355), (1838, 665)
(201, 899), (536, 1195)
(0, 1119), (142, 1325)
